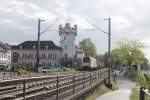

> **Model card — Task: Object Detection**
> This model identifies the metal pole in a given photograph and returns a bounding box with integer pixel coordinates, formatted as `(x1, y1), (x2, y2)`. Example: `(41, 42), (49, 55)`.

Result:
(140, 87), (145, 100)
(23, 79), (26, 100)
(73, 75), (75, 94)
(83, 74), (85, 89)
(56, 76), (59, 100)
(90, 72), (92, 85)
(108, 18), (111, 84)
(37, 19), (41, 73)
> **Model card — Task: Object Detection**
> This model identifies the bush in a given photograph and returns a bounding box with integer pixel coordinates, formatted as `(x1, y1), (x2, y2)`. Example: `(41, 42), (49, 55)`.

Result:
(16, 68), (28, 76)
(128, 71), (150, 87)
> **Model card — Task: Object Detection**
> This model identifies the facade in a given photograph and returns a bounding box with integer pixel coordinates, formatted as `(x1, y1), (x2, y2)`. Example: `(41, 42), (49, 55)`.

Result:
(12, 41), (62, 69)
(59, 23), (77, 59)
(0, 42), (11, 70)
(74, 45), (85, 67)
(74, 45), (84, 59)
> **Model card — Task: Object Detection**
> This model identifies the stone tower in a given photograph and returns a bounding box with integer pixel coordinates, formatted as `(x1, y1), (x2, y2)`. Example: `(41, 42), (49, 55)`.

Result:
(59, 23), (77, 59)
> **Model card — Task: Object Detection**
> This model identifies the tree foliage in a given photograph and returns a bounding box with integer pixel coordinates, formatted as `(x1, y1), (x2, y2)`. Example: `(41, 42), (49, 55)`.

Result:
(79, 38), (97, 57)
(112, 39), (146, 66)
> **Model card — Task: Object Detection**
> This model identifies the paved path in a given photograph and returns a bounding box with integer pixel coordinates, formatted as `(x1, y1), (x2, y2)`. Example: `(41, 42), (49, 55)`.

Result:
(95, 72), (136, 100)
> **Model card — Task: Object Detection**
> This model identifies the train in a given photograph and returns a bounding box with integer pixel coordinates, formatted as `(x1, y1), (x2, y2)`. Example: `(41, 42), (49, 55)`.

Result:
(82, 56), (97, 70)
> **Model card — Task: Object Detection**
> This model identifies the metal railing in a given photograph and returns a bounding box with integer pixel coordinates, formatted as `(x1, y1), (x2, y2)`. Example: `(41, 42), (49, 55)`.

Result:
(0, 69), (108, 100)
(140, 87), (150, 100)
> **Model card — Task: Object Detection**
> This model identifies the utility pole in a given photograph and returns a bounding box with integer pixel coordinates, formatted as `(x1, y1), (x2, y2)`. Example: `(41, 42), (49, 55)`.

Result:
(108, 18), (111, 84)
(85, 17), (112, 88)
(36, 19), (41, 73)
(105, 17), (112, 87)
(36, 19), (58, 72)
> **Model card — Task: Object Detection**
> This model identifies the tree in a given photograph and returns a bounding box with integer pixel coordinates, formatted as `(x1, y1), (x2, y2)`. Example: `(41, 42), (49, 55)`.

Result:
(112, 39), (145, 66)
(79, 38), (97, 57)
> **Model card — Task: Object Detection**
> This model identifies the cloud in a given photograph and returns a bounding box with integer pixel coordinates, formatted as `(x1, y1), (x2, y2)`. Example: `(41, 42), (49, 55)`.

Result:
(0, 0), (150, 59)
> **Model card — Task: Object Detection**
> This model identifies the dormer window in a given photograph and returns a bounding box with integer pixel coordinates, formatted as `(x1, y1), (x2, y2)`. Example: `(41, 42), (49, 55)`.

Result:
(33, 46), (36, 49)
(20, 46), (22, 49)
(46, 46), (49, 50)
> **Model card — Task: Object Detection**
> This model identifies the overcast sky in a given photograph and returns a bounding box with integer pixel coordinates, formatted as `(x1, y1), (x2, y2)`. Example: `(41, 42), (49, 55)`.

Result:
(0, 0), (150, 59)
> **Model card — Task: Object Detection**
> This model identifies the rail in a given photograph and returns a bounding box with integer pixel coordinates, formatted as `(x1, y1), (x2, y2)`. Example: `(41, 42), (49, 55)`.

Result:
(0, 68), (108, 100)
(140, 87), (150, 100)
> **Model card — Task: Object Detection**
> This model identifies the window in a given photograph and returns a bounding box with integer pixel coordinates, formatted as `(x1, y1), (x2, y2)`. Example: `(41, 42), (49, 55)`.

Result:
(65, 54), (68, 58)
(46, 46), (49, 50)
(55, 54), (57, 59)
(19, 54), (22, 58)
(64, 36), (66, 40)
(83, 57), (90, 63)
(65, 45), (67, 49)
(46, 54), (48, 59)
(33, 46), (36, 49)
(48, 54), (52, 59)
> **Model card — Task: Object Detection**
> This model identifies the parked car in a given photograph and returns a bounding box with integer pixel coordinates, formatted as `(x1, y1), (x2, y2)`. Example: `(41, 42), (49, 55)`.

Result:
(39, 66), (50, 73)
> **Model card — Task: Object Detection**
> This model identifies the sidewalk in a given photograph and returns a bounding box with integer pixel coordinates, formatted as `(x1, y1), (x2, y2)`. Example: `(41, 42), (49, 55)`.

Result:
(95, 72), (136, 100)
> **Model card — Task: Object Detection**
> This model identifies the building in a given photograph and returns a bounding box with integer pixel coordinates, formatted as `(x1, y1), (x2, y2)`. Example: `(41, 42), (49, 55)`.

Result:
(74, 45), (85, 67)
(74, 45), (84, 59)
(59, 23), (77, 59)
(0, 42), (11, 70)
(12, 41), (62, 70)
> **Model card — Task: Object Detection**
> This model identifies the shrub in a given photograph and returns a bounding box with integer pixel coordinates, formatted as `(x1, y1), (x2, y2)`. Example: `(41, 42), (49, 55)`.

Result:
(128, 71), (150, 87)
(16, 68), (28, 76)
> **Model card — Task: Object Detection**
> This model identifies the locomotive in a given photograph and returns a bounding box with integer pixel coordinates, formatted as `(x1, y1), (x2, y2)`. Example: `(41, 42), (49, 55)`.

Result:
(82, 56), (97, 70)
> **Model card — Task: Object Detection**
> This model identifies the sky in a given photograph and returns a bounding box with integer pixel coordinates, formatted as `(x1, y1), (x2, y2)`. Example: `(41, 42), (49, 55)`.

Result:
(0, 0), (150, 59)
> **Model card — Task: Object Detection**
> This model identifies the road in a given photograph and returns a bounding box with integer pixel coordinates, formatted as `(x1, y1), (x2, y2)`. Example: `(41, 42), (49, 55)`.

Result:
(95, 72), (136, 100)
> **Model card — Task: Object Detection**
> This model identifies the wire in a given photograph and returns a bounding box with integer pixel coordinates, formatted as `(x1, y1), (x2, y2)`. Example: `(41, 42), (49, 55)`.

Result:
(84, 18), (108, 35)
(40, 19), (59, 35)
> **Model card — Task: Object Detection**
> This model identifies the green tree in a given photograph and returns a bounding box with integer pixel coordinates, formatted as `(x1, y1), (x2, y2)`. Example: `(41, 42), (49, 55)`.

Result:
(79, 38), (97, 57)
(112, 39), (145, 66)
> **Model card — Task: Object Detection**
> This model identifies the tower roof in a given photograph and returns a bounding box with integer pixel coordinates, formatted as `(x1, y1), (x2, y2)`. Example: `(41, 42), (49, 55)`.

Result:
(59, 23), (77, 36)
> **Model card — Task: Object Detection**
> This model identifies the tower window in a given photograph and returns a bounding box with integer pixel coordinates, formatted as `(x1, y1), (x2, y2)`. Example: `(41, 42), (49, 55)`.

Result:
(65, 45), (67, 49)
(65, 54), (68, 58)
(64, 36), (66, 40)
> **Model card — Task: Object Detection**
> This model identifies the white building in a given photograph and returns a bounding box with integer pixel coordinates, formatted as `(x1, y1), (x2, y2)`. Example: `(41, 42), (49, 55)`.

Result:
(74, 45), (85, 67)
(0, 42), (11, 70)
(59, 23), (77, 59)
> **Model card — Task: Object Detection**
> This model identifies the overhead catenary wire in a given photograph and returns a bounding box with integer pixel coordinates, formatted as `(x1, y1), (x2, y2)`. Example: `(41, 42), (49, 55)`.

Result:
(40, 19), (59, 35)
(84, 18), (108, 35)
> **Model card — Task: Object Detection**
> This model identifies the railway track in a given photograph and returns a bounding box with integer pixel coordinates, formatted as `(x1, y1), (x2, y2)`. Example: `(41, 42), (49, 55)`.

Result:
(0, 69), (108, 100)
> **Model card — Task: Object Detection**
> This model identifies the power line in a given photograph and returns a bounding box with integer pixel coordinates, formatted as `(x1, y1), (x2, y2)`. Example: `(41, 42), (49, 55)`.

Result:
(84, 18), (108, 35)
(40, 19), (59, 35)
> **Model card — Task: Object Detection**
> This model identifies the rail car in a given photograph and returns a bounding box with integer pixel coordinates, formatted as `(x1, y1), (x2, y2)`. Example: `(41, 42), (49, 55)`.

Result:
(82, 56), (97, 70)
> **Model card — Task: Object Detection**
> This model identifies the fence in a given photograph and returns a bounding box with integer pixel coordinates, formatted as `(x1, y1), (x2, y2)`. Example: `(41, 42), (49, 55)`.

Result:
(0, 69), (108, 100)
(140, 87), (150, 100)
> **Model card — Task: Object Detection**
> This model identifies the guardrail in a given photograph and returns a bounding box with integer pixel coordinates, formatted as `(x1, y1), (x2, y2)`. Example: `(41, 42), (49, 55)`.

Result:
(140, 87), (150, 100)
(0, 68), (108, 100)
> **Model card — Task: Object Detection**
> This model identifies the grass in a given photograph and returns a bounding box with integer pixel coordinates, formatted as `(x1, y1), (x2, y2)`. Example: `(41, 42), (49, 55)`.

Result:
(128, 71), (150, 87)
(15, 67), (80, 77)
(128, 71), (150, 100)
(130, 88), (139, 100)
(86, 80), (118, 100)
(48, 67), (80, 75)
